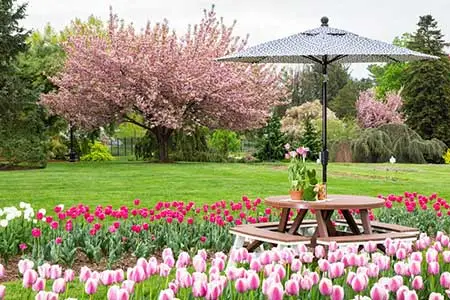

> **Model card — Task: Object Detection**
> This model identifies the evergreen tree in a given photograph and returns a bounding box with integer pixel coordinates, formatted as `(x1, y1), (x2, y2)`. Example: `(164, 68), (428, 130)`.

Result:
(255, 114), (287, 161)
(402, 15), (450, 146)
(300, 117), (321, 160)
(330, 78), (373, 119)
(0, 0), (48, 167)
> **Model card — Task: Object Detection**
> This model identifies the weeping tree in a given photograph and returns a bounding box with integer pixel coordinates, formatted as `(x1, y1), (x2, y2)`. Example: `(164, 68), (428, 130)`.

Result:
(41, 7), (286, 162)
(352, 124), (447, 163)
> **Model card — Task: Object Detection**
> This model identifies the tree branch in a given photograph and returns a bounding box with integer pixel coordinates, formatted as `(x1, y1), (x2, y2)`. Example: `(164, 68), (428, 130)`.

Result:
(123, 115), (151, 130)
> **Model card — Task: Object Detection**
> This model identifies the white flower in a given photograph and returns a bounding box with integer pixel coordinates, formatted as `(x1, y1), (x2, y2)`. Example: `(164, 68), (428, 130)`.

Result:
(0, 209), (3, 216)
(19, 202), (26, 209)
(0, 220), (8, 227)
(24, 208), (34, 220)
(5, 214), (14, 221)
(316, 158), (321, 164)
(389, 156), (396, 164)
(38, 208), (46, 216)
(33, 219), (37, 224)
(56, 204), (64, 211)
(42, 217), (46, 222)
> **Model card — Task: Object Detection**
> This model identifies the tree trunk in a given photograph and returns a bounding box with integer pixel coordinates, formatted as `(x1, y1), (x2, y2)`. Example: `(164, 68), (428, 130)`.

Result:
(152, 127), (173, 162)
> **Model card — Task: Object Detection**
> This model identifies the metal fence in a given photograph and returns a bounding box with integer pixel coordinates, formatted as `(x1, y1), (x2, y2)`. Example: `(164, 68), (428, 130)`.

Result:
(109, 137), (140, 157)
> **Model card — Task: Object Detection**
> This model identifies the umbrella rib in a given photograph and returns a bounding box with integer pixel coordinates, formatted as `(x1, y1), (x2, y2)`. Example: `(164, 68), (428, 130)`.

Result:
(302, 55), (322, 64)
(328, 55), (348, 64)
(386, 56), (401, 63)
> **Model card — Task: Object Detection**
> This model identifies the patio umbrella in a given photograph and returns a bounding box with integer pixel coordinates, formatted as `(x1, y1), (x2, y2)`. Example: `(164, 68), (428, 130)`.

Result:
(217, 17), (438, 186)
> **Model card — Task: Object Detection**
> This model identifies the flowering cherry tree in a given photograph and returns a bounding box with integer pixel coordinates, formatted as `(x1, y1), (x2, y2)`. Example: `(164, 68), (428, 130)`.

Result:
(356, 90), (404, 128)
(41, 7), (286, 161)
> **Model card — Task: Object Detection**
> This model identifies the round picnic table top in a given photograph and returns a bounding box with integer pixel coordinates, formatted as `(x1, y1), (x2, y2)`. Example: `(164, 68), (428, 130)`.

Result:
(265, 194), (385, 210)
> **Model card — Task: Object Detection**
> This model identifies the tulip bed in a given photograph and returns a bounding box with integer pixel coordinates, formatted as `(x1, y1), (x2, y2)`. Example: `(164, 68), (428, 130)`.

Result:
(2, 233), (450, 299)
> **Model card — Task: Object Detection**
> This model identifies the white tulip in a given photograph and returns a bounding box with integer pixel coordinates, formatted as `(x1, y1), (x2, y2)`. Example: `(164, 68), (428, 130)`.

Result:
(0, 220), (8, 227)
(33, 219), (37, 224)
(38, 208), (46, 216)
(19, 202), (26, 209)
(389, 156), (396, 164)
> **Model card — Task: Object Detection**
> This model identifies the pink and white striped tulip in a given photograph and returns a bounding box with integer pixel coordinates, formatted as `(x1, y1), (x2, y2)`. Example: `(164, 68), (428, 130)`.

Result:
(32, 278), (45, 292)
(158, 288), (174, 300)
(429, 292), (445, 300)
(121, 280), (135, 294)
(63, 269), (75, 282)
(52, 278), (66, 294)
(192, 280), (207, 297)
(285, 279), (299, 296)
(85, 278), (99, 295)
(331, 285), (344, 300)
(319, 278), (333, 296)
(18, 259), (34, 275)
(411, 276), (424, 290)
(370, 283), (389, 300)
(22, 269), (38, 288)
(246, 270), (260, 290)
(267, 282), (284, 300)
(440, 272), (450, 289)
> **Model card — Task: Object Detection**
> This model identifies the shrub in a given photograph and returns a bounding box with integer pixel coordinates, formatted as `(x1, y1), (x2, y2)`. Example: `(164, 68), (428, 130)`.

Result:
(48, 135), (68, 160)
(208, 129), (241, 155)
(281, 100), (337, 138)
(356, 89), (404, 128)
(443, 149), (450, 164)
(255, 114), (287, 161)
(300, 117), (321, 160)
(352, 124), (447, 163)
(0, 137), (47, 168)
(80, 142), (114, 161)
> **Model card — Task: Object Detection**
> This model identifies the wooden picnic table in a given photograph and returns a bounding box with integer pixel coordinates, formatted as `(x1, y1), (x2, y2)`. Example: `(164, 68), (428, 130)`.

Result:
(265, 194), (385, 238)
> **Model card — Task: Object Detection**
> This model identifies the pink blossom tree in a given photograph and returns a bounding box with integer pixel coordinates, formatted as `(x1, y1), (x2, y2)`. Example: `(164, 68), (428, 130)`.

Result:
(41, 7), (286, 161)
(356, 89), (404, 128)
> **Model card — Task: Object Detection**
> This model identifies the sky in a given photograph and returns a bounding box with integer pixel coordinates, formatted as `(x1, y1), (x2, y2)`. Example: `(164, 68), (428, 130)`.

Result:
(21, 0), (450, 78)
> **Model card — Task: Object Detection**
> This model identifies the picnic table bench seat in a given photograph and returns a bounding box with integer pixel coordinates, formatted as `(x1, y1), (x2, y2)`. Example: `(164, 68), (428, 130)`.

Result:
(229, 224), (310, 248)
(316, 231), (419, 247)
(334, 219), (420, 234)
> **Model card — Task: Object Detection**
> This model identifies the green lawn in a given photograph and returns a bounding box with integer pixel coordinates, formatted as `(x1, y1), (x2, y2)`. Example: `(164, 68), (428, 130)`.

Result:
(0, 161), (448, 209)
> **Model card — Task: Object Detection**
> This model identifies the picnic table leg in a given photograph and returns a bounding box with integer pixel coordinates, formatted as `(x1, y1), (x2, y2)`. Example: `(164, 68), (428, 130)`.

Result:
(360, 209), (373, 234)
(341, 210), (361, 235)
(288, 209), (308, 235)
(315, 210), (329, 237)
(278, 208), (291, 232)
(323, 210), (337, 236)
(247, 240), (264, 252)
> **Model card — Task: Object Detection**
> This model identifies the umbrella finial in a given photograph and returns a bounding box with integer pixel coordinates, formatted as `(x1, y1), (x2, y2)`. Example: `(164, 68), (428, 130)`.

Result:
(321, 16), (329, 27)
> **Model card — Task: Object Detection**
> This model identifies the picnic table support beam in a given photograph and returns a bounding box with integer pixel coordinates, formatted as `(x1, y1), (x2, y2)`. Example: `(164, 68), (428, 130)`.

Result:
(278, 208), (291, 232)
(288, 209), (308, 235)
(315, 210), (329, 237)
(341, 210), (361, 235)
(360, 209), (372, 234)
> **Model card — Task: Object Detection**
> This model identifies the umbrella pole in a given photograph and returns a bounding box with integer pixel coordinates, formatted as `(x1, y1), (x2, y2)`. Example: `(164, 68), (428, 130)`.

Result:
(321, 59), (328, 185)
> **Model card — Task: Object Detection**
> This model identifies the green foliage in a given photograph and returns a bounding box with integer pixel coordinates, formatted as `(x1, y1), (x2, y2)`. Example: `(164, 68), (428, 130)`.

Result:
(315, 119), (361, 144)
(329, 78), (373, 118)
(444, 149), (450, 164)
(48, 135), (68, 160)
(303, 169), (318, 201)
(80, 142), (114, 162)
(208, 129), (240, 155)
(403, 15), (450, 146)
(300, 117), (321, 160)
(135, 133), (157, 160)
(255, 114), (287, 161)
(352, 124), (447, 163)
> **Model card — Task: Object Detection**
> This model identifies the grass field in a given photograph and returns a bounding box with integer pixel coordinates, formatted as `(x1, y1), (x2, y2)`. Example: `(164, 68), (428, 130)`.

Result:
(0, 161), (448, 209)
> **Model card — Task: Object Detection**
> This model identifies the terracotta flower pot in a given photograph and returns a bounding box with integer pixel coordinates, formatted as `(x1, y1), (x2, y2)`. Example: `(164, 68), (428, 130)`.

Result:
(289, 190), (304, 201)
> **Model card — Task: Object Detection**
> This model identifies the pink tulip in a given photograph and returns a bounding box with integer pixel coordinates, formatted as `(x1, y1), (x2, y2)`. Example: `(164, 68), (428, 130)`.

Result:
(267, 282), (284, 300)
(32, 278), (46, 292)
(164, 256), (175, 268)
(410, 252), (422, 262)
(121, 280), (135, 294)
(300, 277), (313, 290)
(64, 269), (75, 282)
(246, 271), (260, 290)
(162, 248), (173, 260)
(193, 255), (206, 273)
(318, 259), (330, 272)
(329, 262), (345, 279)
(22, 269), (38, 288)
(100, 270), (115, 286)
(131, 266), (146, 283)
(85, 278), (99, 295)
(49, 265), (62, 279)
(351, 274), (367, 293)
(176, 251), (190, 268)
(206, 281), (222, 300)
(429, 292), (445, 300)
(49, 292), (60, 300)
(18, 259), (34, 274)
(331, 285), (344, 300)
(291, 259), (302, 272)
(80, 266), (92, 282)
(443, 251), (450, 263)
(315, 245), (325, 258)
(403, 290), (418, 300)
(367, 263), (380, 278)
(179, 272), (193, 288)
(235, 278), (247, 293)
(158, 288), (174, 300)
(108, 285), (130, 300)
(426, 248), (438, 263)
(388, 276), (403, 292)
(0, 265), (4, 279)
(440, 272), (450, 289)
(192, 280), (207, 297)
(159, 263), (171, 277)
(408, 261), (421, 276)
(114, 269), (124, 283)
(274, 264), (286, 280)
(364, 241), (377, 253)
(411, 276), (424, 290)
(396, 285), (409, 300)
(212, 258), (225, 271)
(285, 279), (299, 296)
(35, 291), (48, 300)
(319, 278), (333, 296)
(396, 248), (407, 260)
(441, 236), (449, 247)
(249, 259), (262, 272)
(259, 252), (271, 265)
(309, 271), (319, 285)
(329, 241), (338, 252)
(428, 262), (440, 275)
(52, 278), (66, 294)
(0, 285), (5, 299)
(370, 283), (388, 300)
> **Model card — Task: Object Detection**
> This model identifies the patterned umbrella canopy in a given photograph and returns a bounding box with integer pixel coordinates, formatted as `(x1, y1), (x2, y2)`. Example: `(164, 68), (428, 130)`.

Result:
(217, 17), (437, 64)
(217, 17), (438, 188)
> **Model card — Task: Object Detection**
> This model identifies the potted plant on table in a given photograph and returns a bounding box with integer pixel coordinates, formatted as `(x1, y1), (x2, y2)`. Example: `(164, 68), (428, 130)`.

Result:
(285, 144), (318, 200)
